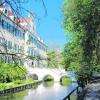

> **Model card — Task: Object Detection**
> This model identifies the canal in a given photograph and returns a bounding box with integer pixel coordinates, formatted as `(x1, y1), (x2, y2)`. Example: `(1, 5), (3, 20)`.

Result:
(0, 81), (78, 100)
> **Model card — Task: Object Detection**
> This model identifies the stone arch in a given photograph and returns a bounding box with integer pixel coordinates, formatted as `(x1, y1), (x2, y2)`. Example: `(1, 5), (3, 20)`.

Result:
(43, 74), (54, 81)
(60, 76), (70, 83)
(29, 74), (38, 80)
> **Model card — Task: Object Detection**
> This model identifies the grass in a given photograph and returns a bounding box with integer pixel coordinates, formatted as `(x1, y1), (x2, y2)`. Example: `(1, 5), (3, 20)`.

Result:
(0, 79), (39, 90)
(60, 77), (72, 86)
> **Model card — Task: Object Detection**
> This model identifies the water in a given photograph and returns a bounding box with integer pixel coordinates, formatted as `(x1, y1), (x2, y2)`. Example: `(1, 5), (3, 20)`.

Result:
(0, 82), (78, 100)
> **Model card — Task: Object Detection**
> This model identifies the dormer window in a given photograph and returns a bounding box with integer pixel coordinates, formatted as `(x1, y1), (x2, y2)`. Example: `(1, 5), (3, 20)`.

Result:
(5, 9), (7, 14)
(14, 16), (16, 21)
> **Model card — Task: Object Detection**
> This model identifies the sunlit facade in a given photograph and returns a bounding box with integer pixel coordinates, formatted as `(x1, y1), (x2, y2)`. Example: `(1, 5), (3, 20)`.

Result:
(0, 4), (48, 68)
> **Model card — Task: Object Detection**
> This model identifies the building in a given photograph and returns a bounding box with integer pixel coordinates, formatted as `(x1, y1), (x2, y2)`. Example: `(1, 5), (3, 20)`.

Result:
(0, 3), (48, 68)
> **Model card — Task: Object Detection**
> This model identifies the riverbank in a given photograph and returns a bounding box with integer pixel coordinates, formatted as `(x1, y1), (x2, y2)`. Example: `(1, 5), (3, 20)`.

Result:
(0, 80), (39, 91)
(0, 77), (72, 91)
(0, 77), (72, 96)
(0, 80), (42, 96)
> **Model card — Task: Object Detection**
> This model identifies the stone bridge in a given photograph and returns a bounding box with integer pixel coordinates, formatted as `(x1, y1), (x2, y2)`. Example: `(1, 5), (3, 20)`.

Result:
(26, 67), (71, 82)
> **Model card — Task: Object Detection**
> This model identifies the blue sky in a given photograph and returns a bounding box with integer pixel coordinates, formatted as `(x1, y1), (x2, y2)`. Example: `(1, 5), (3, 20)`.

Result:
(22, 0), (69, 49)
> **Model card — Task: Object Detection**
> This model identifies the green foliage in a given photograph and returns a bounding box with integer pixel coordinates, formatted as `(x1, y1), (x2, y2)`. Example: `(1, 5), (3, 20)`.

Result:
(62, 0), (100, 83)
(47, 50), (63, 68)
(60, 77), (72, 86)
(94, 64), (100, 72)
(0, 83), (15, 90)
(0, 62), (26, 83)
(0, 79), (38, 90)
(62, 36), (82, 71)
(47, 51), (57, 68)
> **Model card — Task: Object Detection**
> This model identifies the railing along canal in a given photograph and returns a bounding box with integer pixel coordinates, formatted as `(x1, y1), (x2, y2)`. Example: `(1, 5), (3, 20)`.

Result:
(63, 86), (79, 100)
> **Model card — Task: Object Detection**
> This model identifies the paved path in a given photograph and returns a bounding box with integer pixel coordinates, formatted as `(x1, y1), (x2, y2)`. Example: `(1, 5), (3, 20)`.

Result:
(84, 82), (100, 100)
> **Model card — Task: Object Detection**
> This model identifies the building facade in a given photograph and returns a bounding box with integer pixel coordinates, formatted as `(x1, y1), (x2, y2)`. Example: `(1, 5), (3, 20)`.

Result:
(0, 4), (48, 68)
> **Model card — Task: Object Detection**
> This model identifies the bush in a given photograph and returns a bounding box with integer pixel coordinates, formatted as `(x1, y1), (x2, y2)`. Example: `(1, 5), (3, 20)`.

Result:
(0, 62), (26, 83)
(14, 80), (24, 84)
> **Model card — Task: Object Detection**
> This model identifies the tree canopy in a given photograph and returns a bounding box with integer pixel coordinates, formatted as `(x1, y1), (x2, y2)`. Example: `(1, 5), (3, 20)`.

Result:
(62, 0), (100, 82)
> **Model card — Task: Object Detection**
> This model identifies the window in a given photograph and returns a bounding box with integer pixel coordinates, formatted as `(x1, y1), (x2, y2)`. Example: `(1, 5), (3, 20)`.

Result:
(4, 40), (7, 46)
(20, 46), (24, 53)
(8, 56), (11, 63)
(0, 55), (4, 62)
(19, 31), (25, 40)
(7, 41), (12, 49)
(34, 39), (37, 45)
(14, 16), (16, 21)
(14, 28), (20, 38)
(0, 37), (2, 44)
(32, 62), (34, 65)
(2, 19), (5, 29)
(4, 56), (7, 63)
(31, 49), (33, 56)
(19, 30), (21, 38)
(0, 15), (2, 24)
(15, 44), (19, 52)
(14, 44), (17, 51)
(6, 22), (9, 31)
(28, 47), (31, 55)
(22, 32), (25, 40)
(14, 27), (17, 36)
(0, 38), (5, 46)
(16, 29), (19, 37)
(28, 35), (33, 42)
(0, 54), (2, 62)
(18, 45), (20, 53)
(5, 9), (7, 14)
(9, 24), (14, 33)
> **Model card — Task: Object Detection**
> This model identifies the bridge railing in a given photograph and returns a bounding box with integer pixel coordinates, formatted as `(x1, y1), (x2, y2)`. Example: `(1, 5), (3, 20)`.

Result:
(63, 86), (79, 100)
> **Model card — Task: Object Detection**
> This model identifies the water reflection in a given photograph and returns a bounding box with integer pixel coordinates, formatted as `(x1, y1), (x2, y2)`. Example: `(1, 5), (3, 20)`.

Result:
(43, 81), (54, 87)
(0, 82), (78, 100)
(0, 90), (28, 100)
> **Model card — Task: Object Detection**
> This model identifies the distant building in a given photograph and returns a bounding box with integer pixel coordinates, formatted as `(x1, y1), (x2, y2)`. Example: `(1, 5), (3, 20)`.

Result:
(0, 3), (48, 68)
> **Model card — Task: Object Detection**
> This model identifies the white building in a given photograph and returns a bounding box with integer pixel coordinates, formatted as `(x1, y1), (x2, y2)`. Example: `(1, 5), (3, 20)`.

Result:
(0, 3), (48, 68)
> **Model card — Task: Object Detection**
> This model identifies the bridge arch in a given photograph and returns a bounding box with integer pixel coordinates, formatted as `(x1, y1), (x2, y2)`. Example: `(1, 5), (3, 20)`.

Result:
(60, 76), (70, 82)
(43, 74), (54, 81)
(26, 67), (67, 82)
(29, 74), (38, 80)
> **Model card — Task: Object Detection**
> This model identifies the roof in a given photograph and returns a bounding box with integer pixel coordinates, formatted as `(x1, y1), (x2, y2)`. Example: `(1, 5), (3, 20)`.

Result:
(0, 2), (5, 7)
(16, 18), (31, 30)
(8, 10), (15, 16)
(16, 18), (31, 23)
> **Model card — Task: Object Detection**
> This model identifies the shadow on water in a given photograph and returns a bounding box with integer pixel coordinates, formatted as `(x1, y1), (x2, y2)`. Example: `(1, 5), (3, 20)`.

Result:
(43, 81), (54, 87)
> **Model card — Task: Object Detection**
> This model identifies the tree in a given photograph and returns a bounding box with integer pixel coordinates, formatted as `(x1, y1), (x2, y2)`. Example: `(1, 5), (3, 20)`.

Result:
(47, 50), (63, 68)
(62, 37), (82, 71)
(62, 0), (100, 83)
(0, 61), (26, 83)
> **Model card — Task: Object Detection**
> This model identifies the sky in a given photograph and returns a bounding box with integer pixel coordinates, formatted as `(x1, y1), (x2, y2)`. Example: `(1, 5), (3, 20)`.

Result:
(22, 0), (69, 49)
